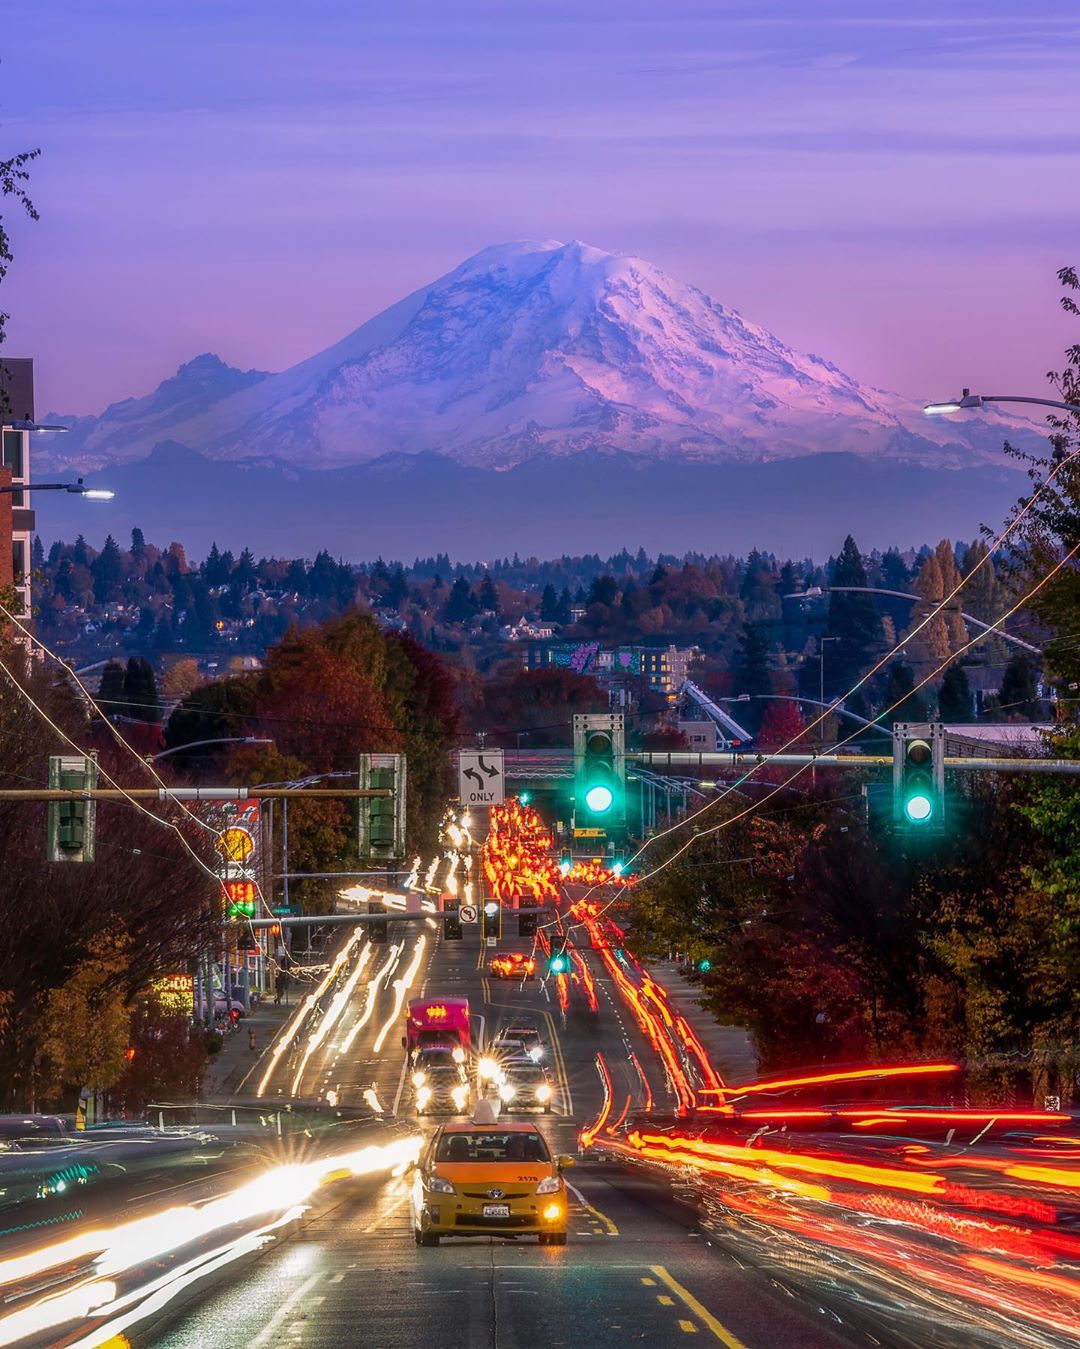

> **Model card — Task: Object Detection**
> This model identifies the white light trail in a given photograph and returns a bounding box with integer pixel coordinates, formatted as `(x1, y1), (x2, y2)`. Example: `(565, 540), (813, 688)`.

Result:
(289, 942), (373, 1096)
(372, 937), (427, 1054)
(339, 943), (403, 1055)
(256, 929), (366, 1097)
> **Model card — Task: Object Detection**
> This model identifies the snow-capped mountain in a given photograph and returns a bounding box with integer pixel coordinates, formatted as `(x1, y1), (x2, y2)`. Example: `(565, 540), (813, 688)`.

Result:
(44, 240), (1037, 473)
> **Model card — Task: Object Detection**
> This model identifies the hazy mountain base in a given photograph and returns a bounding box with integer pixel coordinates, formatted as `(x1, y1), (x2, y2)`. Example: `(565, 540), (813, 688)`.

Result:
(34, 441), (1029, 562)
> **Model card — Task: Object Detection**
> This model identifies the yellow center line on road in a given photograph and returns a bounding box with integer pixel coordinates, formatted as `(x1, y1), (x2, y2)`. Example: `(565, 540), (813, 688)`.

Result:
(650, 1266), (750, 1349)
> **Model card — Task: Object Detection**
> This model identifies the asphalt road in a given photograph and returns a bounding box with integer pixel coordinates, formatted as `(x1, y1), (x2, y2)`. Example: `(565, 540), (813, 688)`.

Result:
(122, 917), (861, 1349)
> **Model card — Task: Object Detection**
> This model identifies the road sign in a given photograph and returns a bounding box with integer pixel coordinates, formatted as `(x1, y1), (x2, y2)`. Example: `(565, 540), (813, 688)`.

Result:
(459, 904), (478, 924)
(486, 936), (497, 947)
(458, 750), (505, 806)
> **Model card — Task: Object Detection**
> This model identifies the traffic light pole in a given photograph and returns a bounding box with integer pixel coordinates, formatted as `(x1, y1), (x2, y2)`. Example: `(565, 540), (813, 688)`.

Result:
(0, 787), (392, 800)
(632, 752), (1080, 776)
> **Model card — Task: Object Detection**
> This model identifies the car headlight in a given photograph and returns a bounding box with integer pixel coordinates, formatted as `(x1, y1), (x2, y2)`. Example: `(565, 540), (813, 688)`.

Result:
(527, 1047), (543, 1062)
(536, 1175), (561, 1195)
(411, 1070), (426, 1087)
(428, 1175), (455, 1195)
(535, 1083), (553, 1103)
(417, 1086), (432, 1108)
(478, 1056), (499, 1081)
(452, 1046), (466, 1064)
(451, 1085), (468, 1111)
(499, 1083), (517, 1103)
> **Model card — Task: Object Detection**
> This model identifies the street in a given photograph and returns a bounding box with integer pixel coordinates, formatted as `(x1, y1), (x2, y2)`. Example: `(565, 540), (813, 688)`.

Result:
(120, 915), (856, 1349)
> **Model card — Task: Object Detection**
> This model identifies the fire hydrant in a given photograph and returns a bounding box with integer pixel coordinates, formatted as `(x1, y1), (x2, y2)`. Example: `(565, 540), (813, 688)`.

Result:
(248, 1028), (257, 1051)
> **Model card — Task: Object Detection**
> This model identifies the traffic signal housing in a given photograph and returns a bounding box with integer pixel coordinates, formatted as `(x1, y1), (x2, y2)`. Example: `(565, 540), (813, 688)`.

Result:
(443, 898), (463, 941)
(518, 908), (538, 938)
(47, 754), (98, 862)
(367, 897), (387, 943)
(892, 722), (944, 833)
(573, 714), (625, 830)
(482, 898), (502, 943)
(358, 753), (407, 860)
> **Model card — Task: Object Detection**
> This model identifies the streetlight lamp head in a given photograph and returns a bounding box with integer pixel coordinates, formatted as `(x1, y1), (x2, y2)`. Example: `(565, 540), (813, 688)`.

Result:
(924, 389), (984, 415)
(82, 489), (115, 501)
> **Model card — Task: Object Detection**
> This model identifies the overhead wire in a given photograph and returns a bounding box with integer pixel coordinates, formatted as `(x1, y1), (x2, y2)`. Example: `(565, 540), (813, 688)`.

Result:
(614, 437), (1080, 869)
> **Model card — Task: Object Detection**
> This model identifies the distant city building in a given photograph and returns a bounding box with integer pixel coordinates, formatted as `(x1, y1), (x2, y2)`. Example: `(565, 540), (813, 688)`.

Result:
(678, 719), (721, 752)
(523, 641), (700, 699)
(0, 358), (36, 623)
(502, 617), (556, 641)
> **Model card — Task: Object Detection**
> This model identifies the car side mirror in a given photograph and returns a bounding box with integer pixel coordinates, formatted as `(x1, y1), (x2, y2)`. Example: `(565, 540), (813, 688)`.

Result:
(557, 1154), (576, 1170)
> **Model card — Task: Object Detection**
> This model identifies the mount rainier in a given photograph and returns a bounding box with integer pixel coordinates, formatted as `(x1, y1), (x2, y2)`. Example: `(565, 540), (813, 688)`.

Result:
(45, 240), (1034, 475)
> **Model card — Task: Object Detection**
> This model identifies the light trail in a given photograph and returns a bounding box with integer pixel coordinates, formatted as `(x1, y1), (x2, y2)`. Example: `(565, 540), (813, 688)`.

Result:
(289, 941), (373, 1096)
(0, 1135), (422, 1346)
(339, 943), (404, 1054)
(256, 929), (367, 1097)
(372, 936), (428, 1054)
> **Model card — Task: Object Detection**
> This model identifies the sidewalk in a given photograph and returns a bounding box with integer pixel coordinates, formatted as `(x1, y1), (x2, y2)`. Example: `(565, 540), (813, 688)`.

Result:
(200, 999), (294, 1102)
(646, 960), (759, 1085)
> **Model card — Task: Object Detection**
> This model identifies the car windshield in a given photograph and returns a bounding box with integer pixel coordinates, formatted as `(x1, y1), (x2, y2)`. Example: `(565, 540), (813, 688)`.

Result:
(435, 1131), (550, 1163)
(416, 1050), (459, 1070)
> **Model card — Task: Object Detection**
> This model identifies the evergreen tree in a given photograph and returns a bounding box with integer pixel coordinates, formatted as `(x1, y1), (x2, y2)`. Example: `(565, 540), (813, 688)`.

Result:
(880, 548), (910, 590)
(91, 535), (123, 604)
(733, 622), (771, 700)
(97, 661), (126, 718)
(72, 534), (91, 568)
(30, 535), (44, 571)
(203, 542), (227, 586)
(232, 546), (257, 588)
(556, 587), (573, 625)
(938, 665), (973, 722)
(823, 535), (883, 697)
(539, 583), (559, 621)
(879, 660), (927, 725)
(123, 657), (162, 723)
(284, 558), (308, 595)
(130, 527), (147, 563)
(442, 577), (477, 624)
(998, 654), (1041, 720)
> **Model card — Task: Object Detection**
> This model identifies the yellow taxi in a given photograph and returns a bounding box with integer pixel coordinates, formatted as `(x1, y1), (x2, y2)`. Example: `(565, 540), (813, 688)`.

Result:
(410, 1108), (573, 1246)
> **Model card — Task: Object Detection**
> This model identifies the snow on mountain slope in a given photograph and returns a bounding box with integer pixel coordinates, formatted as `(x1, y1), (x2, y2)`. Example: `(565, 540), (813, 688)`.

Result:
(44, 240), (1038, 472)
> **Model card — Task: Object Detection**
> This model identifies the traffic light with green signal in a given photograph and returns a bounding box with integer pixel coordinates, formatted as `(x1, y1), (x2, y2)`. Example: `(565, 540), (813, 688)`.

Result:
(573, 713), (625, 829)
(892, 723), (944, 833)
(548, 949), (569, 976)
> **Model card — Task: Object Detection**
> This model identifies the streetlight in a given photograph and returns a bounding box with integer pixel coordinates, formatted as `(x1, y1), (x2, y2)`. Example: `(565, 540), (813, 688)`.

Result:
(0, 478), (114, 499)
(924, 389), (1080, 418)
(784, 585), (1040, 655)
(150, 737), (273, 762)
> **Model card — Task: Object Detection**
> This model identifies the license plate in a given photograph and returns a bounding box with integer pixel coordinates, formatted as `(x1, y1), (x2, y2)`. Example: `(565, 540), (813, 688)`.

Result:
(482, 1203), (510, 1218)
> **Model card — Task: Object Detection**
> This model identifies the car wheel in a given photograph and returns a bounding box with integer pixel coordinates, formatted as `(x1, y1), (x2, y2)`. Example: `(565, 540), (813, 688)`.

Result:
(551, 1232), (567, 1246)
(420, 1232), (440, 1247)
(537, 1233), (550, 1246)
(414, 1228), (423, 1246)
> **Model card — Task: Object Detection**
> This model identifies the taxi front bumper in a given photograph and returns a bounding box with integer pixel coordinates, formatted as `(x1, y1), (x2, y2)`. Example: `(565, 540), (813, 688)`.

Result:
(418, 1189), (566, 1237)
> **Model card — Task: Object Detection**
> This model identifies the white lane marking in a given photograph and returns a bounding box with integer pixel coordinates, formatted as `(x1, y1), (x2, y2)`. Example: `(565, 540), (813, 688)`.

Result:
(250, 1271), (323, 1347)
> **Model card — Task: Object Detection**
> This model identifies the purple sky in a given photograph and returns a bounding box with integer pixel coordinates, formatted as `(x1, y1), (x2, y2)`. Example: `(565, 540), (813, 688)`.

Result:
(3, 0), (1079, 415)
